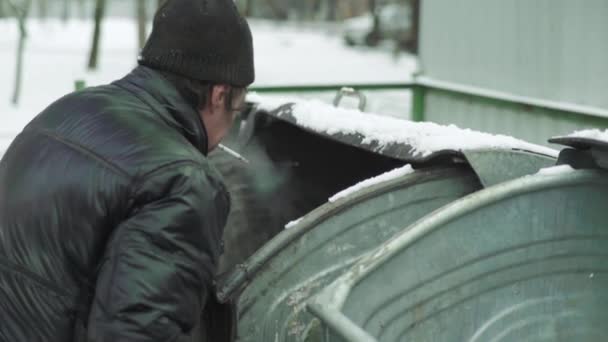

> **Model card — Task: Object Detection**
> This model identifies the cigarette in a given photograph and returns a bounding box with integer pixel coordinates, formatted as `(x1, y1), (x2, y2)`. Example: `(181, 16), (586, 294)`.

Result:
(218, 144), (250, 164)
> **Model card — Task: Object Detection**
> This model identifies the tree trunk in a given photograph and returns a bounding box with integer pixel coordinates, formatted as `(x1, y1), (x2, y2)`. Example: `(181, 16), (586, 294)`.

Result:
(61, 0), (69, 22)
(87, 0), (105, 70)
(411, 0), (420, 54)
(326, 0), (337, 21)
(243, 0), (251, 16)
(8, 0), (31, 105)
(368, 0), (381, 45)
(12, 14), (26, 105)
(310, 0), (323, 19)
(262, 0), (287, 20)
(136, 0), (147, 51)
(37, 0), (47, 19)
(77, 0), (86, 19)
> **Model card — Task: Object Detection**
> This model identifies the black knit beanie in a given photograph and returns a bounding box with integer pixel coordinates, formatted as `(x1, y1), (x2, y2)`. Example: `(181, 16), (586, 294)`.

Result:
(138, 0), (255, 87)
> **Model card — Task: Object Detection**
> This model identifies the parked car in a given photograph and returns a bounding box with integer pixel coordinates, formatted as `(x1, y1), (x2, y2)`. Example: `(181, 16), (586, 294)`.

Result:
(343, 3), (414, 50)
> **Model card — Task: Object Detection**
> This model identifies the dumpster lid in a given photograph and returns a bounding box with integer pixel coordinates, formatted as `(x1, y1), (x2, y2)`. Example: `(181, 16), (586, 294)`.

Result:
(248, 94), (558, 164)
(550, 129), (608, 170)
(549, 129), (608, 151)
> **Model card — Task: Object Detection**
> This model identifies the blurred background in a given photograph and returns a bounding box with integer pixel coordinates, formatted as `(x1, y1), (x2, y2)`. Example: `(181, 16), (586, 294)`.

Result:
(0, 0), (418, 138)
(1, 0), (607, 148)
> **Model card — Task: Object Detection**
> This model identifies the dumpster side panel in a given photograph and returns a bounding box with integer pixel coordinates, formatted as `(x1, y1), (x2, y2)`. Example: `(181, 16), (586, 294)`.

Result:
(236, 168), (481, 341)
(335, 171), (608, 341)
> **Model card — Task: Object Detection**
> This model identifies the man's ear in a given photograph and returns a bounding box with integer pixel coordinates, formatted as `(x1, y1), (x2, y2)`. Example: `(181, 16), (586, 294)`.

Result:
(210, 85), (229, 112)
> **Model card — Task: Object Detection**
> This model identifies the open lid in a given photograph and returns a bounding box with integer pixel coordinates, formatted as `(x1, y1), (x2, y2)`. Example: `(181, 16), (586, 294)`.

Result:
(245, 96), (557, 186)
(248, 96), (558, 164)
(549, 129), (608, 169)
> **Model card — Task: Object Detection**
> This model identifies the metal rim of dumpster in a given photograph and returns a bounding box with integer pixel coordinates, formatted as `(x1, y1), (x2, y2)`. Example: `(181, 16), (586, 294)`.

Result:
(307, 168), (608, 342)
(217, 165), (479, 302)
(254, 104), (559, 165)
(234, 166), (486, 341)
(218, 147), (558, 302)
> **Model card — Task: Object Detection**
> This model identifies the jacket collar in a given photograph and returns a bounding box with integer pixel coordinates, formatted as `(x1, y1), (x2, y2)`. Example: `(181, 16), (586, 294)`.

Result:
(114, 66), (209, 155)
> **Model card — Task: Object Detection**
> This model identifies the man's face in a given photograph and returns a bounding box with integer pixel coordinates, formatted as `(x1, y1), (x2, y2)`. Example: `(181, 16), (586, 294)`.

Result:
(200, 85), (247, 151)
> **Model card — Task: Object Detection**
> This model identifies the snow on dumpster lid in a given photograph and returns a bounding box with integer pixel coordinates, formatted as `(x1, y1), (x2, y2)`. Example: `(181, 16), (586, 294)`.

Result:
(549, 129), (608, 150)
(248, 94), (558, 161)
(329, 164), (414, 203)
(283, 165), (415, 230)
(535, 165), (576, 176)
(559, 129), (608, 141)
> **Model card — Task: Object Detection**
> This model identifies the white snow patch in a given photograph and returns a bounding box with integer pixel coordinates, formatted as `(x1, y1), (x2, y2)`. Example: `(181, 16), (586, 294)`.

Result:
(285, 217), (303, 230)
(251, 95), (558, 158)
(536, 165), (576, 176)
(329, 164), (414, 203)
(561, 129), (608, 143)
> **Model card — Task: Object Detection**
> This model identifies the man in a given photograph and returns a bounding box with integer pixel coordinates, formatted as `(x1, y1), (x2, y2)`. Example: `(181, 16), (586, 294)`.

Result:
(0, 0), (254, 340)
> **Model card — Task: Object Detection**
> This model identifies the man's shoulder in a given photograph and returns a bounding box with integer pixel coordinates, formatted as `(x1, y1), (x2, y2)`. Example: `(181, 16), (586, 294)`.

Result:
(23, 84), (210, 183)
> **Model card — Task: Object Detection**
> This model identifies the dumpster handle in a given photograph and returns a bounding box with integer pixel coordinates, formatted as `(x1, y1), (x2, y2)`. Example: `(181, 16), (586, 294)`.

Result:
(333, 87), (367, 111)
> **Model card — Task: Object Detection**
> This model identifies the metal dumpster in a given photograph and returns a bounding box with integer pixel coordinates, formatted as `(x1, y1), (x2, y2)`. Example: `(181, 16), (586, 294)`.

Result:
(221, 165), (481, 341)
(306, 136), (608, 342)
(214, 99), (558, 341)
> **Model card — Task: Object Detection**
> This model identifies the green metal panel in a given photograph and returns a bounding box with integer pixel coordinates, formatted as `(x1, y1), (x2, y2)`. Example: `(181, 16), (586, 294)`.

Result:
(250, 83), (414, 94)
(219, 166), (482, 341)
(74, 79), (86, 91)
(308, 169), (608, 341)
(411, 85), (425, 122)
(419, 0), (608, 110)
(418, 0), (608, 144)
(423, 88), (608, 147)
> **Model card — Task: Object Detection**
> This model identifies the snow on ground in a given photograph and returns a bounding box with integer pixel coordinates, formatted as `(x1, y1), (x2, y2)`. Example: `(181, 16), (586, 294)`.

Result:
(561, 129), (608, 142)
(0, 18), (417, 140)
(329, 164), (414, 203)
(250, 94), (558, 158)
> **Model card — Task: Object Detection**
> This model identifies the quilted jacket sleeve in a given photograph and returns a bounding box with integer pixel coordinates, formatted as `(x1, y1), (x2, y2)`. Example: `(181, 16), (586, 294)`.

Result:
(87, 162), (229, 342)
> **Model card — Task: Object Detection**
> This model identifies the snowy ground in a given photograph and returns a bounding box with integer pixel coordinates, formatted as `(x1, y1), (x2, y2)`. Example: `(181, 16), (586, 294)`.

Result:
(0, 17), (417, 143)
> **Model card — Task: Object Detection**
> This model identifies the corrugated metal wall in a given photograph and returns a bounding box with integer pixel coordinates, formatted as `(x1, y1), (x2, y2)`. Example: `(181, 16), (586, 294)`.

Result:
(420, 0), (608, 109)
(424, 89), (608, 147)
(418, 0), (608, 144)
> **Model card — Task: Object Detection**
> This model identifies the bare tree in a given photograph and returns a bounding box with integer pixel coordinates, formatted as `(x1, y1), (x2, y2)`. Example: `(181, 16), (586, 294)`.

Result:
(37, 0), (47, 20)
(326, 0), (337, 21)
(136, 0), (147, 51)
(410, 0), (420, 54)
(61, 0), (70, 21)
(87, 0), (105, 70)
(262, 0), (287, 20)
(77, 0), (86, 19)
(7, 0), (31, 105)
(367, 0), (381, 46)
(242, 0), (251, 16)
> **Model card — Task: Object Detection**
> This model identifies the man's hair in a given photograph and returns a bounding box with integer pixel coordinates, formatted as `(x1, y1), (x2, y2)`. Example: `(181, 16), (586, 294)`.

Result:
(161, 71), (246, 112)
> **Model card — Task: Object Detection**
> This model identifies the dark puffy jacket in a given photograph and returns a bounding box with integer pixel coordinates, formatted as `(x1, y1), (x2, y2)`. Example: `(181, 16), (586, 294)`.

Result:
(0, 66), (231, 341)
